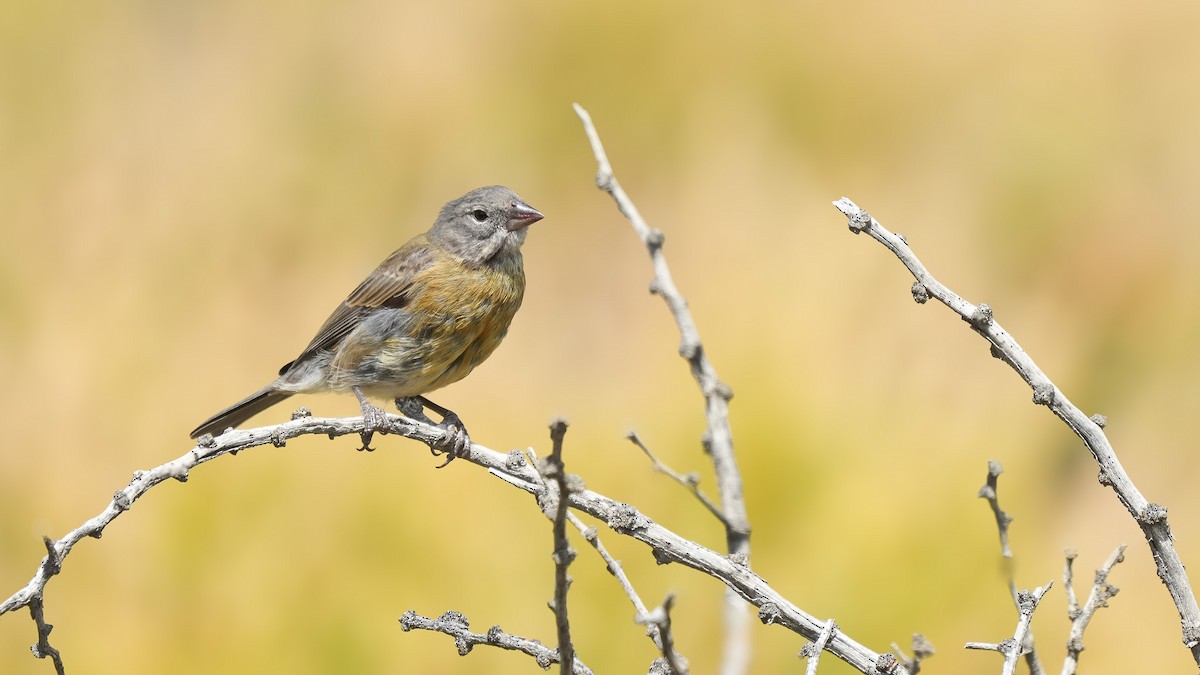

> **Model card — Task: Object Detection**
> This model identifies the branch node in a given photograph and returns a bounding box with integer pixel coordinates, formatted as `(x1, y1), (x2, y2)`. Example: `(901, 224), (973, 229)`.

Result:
(290, 407), (312, 420)
(41, 537), (61, 575)
(1031, 382), (1055, 406)
(505, 449), (528, 472)
(1016, 589), (1038, 614)
(112, 490), (132, 512)
(439, 610), (470, 628)
(605, 503), (650, 533)
(646, 228), (665, 250)
(1137, 503), (1168, 525)
(651, 547), (677, 566)
(968, 303), (993, 328)
(987, 459), (1003, 477)
(678, 339), (700, 360)
(756, 602), (782, 625)
(834, 198), (872, 234)
(873, 652), (900, 673)
(910, 281), (930, 304)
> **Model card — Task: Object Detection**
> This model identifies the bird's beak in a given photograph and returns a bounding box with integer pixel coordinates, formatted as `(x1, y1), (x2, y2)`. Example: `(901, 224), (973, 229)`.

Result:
(506, 200), (545, 231)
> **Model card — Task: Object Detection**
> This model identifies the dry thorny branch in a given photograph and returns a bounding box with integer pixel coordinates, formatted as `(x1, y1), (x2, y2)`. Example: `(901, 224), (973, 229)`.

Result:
(971, 460), (1127, 675)
(0, 107), (1196, 675)
(834, 197), (1200, 666)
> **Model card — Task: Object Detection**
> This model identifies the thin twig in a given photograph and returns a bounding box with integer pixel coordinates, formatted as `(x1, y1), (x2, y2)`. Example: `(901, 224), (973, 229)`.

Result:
(1061, 544), (1125, 675)
(1007, 585), (1052, 675)
(495, 451), (670, 659)
(834, 197), (1200, 662)
(399, 610), (593, 674)
(890, 634), (935, 675)
(976, 461), (1043, 674)
(575, 102), (753, 675)
(638, 594), (689, 674)
(800, 619), (837, 675)
(627, 431), (728, 527)
(566, 512), (669, 653)
(545, 418), (577, 675)
(978, 460), (1013, 559)
(27, 596), (63, 675)
(964, 582), (1052, 675)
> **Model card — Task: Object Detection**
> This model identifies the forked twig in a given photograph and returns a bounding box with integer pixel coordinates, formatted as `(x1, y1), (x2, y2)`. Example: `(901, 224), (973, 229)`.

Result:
(834, 197), (1200, 662)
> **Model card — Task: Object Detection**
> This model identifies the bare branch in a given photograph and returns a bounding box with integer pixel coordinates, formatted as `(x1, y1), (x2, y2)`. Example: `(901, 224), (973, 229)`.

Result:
(3, 415), (902, 673)
(27, 596), (63, 675)
(890, 634), (935, 675)
(637, 594), (689, 675)
(976, 461), (1043, 674)
(627, 431), (728, 527)
(833, 196), (1200, 662)
(1062, 544), (1126, 674)
(965, 583), (1052, 675)
(0, 412), (452, 666)
(575, 102), (753, 675)
(399, 610), (593, 674)
(0, 411), (442, 625)
(800, 619), (837, 675)
(978, 460), (1013, 559)
(543, 418), (578, 675)
(1007, 585), (1052, 675)
(566, 512), (669, 654)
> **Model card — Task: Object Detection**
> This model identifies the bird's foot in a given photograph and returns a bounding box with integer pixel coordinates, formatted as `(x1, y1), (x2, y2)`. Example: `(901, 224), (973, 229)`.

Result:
(430, 411), (471, 469)
(394, 396), (434, 424)
(403, 396), (471, 468)
(354, 387), (390, 451)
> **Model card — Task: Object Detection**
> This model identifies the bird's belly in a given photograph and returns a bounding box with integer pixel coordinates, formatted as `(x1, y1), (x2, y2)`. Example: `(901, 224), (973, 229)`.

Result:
(330, 266), (523, 398)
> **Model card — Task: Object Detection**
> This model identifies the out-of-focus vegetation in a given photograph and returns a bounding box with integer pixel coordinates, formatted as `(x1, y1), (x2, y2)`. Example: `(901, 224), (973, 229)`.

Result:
(2, 2), (1199, 673)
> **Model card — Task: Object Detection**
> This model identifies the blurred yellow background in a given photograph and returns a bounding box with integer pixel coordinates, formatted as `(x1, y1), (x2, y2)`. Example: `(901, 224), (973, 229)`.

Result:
(3, 1), (1199, 673)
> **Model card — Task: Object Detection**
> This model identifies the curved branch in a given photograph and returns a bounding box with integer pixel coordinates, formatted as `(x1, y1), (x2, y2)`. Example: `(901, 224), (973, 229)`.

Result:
(834, 197), (1200, 663)
(2, 413), (905, 675)
(399, 610), (593, 674)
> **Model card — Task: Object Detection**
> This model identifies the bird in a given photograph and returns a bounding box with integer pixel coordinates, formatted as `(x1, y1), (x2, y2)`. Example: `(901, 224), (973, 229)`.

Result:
(190, 185), (544, 464)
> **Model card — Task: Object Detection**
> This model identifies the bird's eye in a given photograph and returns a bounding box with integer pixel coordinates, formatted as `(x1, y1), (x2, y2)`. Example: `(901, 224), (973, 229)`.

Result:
(471, 209), (488, 222)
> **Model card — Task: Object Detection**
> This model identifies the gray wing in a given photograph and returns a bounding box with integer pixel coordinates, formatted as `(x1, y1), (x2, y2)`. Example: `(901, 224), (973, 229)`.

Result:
(278, 237), (435, 376)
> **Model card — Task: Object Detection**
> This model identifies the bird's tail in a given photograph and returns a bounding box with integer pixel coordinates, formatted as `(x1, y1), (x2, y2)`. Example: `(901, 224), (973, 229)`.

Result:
(190, 384), (293, 439)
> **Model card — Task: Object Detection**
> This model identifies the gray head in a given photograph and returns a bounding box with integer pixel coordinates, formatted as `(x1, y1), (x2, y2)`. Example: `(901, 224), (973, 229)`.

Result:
(428, 186), (544, 266)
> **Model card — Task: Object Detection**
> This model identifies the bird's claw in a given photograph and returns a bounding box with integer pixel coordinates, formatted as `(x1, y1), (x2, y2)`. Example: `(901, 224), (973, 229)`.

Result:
(357, 401), (391, 452)
(430, 412), (471, 468)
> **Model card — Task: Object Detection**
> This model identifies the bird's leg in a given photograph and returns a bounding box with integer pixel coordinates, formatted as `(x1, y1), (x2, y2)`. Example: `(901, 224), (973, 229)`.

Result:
(394, 396), (435, 425)
(410, 395), (471, 467)
(353, 386), (390, 451)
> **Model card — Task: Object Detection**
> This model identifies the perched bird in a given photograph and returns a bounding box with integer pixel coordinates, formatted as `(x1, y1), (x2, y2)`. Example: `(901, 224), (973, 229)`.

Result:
(190, 185), (544, 462)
